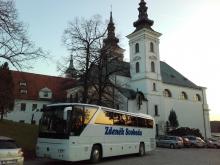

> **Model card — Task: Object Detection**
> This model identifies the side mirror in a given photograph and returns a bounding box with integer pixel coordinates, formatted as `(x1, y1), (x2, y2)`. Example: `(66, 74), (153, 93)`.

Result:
(64, 107), (72, 120)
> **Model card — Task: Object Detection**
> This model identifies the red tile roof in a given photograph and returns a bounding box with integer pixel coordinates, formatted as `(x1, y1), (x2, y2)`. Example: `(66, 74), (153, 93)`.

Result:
(12, 71), (75, 102)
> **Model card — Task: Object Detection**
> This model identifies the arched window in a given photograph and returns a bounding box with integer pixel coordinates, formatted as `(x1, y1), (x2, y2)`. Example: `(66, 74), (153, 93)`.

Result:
(195, 94), (201, 101)
(164, 89), (172, 97)
(150, 42), (154, 52)
(135, 43), (139, 53)
(151, 61), (155, 72)
(181, 91), (188, 100)
(153, 83), (156, 91)
(136, 62), (140, 73)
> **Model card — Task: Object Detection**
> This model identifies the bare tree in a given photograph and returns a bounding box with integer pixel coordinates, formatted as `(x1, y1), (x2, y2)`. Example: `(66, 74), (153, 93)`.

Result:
(0, 62), (14, 120)
(63, 15), (106, 103)
(0, 0), (46, 69)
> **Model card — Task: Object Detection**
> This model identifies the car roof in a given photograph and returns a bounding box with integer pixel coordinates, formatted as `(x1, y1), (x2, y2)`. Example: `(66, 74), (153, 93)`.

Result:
(0, 136), (14, 141)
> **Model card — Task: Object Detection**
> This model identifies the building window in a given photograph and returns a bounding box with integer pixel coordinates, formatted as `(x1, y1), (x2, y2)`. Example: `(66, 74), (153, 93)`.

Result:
(153, 83), (156, 91)
(150, 42), (154, 52)
(44, 91), (49, 97)
(155, 105), (159, 116)
(20, 89), (27, 94)
(19, 81), (27, 86)
(164, 89), (172, 97)
(20, 103), (26, 111)
(135, 43), (139, 53)
(151, 61), (155, 72)
(180, 91), (188, 100)
(136, 62), (140, 73)
(32, 104), (37, 111)
(195, 94), (201, 101)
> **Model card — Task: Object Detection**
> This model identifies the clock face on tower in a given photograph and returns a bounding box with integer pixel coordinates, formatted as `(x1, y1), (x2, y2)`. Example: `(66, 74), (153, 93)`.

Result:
(133, 56), (141, 61)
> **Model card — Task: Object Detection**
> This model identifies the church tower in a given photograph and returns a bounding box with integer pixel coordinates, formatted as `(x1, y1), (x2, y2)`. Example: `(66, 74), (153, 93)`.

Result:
(127, 0), (162, 94)
(103, 12), (125, 61)
(65, 54), (77, 78)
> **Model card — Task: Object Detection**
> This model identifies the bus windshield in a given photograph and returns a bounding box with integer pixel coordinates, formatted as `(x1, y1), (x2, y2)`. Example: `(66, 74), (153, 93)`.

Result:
(39, 105), (98, 139)
(39, 106), (69, 139)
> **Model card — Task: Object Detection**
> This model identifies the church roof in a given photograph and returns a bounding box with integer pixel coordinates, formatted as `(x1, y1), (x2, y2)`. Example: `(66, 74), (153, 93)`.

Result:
(113, 61), (201, 90)
(12, 71), (75, 101)
(160, 61), (201, 89)
(118, 87), (136, 99)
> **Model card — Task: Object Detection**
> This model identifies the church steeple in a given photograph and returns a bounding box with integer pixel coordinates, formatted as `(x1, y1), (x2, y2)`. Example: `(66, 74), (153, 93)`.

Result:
(69, 54), (73, 69)
(65, 54), (77, 78)
(103, 11), (124, 61)
(103, 11), (119, 46)
(133, 0), (154, 31)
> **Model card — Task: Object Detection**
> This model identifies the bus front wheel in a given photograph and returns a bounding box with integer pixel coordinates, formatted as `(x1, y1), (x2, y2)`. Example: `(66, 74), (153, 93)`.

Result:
(90, 145), (102, 163)
(139, 142), (145, 156)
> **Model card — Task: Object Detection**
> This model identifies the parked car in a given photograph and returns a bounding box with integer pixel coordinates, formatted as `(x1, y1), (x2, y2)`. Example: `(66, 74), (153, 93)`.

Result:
(182, 137), (191, 147)
(0, 136), (24, 165)
(205, 138), (220, 148)
(156, 135), (183, 149)
(183, 135), (206, 148)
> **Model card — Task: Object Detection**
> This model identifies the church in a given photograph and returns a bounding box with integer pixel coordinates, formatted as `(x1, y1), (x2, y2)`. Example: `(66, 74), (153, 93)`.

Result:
(67, 0), (211, 138)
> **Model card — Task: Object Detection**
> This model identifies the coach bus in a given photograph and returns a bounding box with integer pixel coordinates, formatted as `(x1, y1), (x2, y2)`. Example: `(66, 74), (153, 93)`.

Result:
(36, 103), (156, 163)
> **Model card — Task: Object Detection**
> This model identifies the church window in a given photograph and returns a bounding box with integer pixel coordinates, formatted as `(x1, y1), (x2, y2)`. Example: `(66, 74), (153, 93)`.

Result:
(164, 89), (172, 97)
(153, 83), (156, 91)
(180, 91), (188, 100)
(135, 43), (139, 53)
(151, 61), (155, 72)
(154, 105), (159, 116)
(136, 62), (140, 73)
(195, 94), (201, 101)
(150, 42), (154, 52)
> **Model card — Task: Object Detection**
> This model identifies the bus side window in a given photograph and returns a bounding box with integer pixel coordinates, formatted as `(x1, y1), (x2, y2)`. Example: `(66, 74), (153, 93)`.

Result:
(95, 109), (113, 125)
(126, 116), (137, 127)
(113, 113), (125, 126)
(147, 119), (154, 128)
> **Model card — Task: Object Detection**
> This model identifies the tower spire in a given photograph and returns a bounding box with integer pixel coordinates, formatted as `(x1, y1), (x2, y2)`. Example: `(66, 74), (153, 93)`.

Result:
(103, 11), (119, 46)
(65, 54), (77, 78)
(102, 10), (124, 61)
(133, 0), (154, 31)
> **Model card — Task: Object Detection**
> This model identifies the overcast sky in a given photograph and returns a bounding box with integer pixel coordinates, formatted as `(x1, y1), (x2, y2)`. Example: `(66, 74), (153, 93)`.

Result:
(14, 0), (220, 121)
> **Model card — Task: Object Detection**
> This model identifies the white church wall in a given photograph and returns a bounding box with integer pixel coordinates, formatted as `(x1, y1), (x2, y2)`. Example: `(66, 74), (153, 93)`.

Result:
(161, 83), (208, 137)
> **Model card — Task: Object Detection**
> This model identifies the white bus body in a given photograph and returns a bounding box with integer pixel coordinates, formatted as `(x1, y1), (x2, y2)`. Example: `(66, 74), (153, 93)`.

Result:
(36, 103), (156, 162)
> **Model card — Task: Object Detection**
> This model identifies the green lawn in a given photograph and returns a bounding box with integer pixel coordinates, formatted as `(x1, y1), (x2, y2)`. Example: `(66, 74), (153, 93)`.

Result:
(0, 120), (38, 153)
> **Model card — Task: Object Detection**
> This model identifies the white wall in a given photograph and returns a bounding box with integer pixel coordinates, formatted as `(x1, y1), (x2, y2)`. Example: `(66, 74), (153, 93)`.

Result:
(5, 99), (50, 124)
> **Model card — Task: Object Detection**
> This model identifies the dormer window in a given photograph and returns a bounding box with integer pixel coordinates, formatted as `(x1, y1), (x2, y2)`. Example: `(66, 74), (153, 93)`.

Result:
(44, 91), (49, 97)
(135, 43), (139, 53)
(39, 87), (52, 99)
(20, 89), (27, 94)
(19, 81), (27, 86)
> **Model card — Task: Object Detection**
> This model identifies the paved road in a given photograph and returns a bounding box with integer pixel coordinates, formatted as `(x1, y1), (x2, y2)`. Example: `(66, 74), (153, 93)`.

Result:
(25, 148), (220, 165)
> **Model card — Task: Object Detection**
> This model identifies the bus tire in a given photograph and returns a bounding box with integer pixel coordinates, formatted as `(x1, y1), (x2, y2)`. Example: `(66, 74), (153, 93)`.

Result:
(139, 142), (145, 156)
(90, 145), (102, 163)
